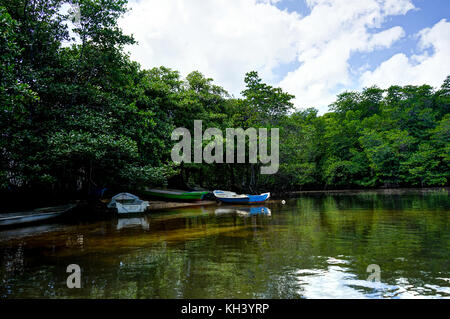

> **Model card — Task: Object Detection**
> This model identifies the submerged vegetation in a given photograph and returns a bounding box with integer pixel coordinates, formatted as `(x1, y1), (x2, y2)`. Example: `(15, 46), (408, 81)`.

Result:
(0, 0), (449, 201)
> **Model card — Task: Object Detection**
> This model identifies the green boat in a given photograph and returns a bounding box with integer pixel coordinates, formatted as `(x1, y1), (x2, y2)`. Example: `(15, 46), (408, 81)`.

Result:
(142, 188), (209, 201)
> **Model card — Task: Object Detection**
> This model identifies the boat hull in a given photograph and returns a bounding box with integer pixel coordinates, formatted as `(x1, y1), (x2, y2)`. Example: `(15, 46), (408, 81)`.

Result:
(0, 204), (77, 227)
(107, 193), (150, 214)
(216, 197), (268, 204)
(213, 191), (270, 204)
(142, 189), (209, 201)
(115, 202), (149, 214)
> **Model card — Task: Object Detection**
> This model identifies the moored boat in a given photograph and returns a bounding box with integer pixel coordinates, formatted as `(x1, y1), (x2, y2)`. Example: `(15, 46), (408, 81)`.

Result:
(0, 204), (77, 227)
(213, 190), (270, 204)
(107, 193), (149, 214)
(142, 188), (209, 201)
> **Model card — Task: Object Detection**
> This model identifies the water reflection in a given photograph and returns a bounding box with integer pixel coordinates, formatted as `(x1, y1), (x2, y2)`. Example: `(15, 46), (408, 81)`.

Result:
(117, 217), (150, 231)
(0, 190), (448, 298)
(215, 206), (271, 217)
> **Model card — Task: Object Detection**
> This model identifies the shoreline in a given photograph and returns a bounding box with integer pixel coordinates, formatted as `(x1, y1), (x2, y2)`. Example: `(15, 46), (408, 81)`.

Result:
(273, 187), (449, 197)
(2, 187), (447, 214)
(120, 187), (449, 211)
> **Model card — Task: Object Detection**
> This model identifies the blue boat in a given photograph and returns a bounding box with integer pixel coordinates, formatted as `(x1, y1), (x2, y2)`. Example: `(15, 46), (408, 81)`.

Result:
(213, 190), (270, 204)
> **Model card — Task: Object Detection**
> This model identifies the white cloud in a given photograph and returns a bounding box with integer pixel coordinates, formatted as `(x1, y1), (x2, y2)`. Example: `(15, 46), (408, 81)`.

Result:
(120, 0), (416, 113)
(120, 0), (300, 97)
(279, 0), (412, 110)
(361, 19), (450, 89)
(366, 26), (405, 50)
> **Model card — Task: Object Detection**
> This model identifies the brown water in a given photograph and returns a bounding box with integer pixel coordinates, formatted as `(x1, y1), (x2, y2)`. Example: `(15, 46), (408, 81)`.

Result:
(0, 190), (449, 298)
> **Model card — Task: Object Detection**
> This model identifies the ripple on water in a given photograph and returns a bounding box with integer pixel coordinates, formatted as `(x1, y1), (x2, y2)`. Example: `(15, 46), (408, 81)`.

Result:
(293, 257), (450, 299)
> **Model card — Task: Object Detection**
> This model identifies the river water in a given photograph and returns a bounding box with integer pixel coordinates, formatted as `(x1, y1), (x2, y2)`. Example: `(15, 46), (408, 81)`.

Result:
(0, 190), (448, 298)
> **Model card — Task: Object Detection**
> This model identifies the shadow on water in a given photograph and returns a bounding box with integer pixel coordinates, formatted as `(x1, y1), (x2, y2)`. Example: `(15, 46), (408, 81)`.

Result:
(0, 189), (449, 298)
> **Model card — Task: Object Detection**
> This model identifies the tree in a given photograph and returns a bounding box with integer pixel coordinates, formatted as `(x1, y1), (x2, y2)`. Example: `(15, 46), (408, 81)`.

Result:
(404, 115), (450, 186)
(240, 71), (294, 126)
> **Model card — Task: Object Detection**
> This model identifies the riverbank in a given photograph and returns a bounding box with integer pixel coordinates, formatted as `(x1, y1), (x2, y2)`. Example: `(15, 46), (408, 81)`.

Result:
(275, 187), (449, 198)
(2, 187), (447, 215)
(102, 187), (449, 212)
(146, 200), (216, 211)
(98, 188), (449, 213)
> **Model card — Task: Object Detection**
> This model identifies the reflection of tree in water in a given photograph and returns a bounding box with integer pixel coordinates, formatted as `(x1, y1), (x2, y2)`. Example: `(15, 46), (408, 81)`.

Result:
(1, 245), (25, 297)
(1, 244), (24, 274)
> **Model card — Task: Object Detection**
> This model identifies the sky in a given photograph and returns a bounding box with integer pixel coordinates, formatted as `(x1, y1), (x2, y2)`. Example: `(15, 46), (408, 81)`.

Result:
(119, 0), (450, 114)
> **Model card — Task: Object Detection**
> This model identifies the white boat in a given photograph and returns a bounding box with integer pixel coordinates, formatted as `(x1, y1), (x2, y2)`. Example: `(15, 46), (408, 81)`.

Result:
(107, 193), (149, 214)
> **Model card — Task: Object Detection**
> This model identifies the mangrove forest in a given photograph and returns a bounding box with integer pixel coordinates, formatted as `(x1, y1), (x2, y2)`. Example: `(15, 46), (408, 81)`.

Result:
(1, 0), (449, 203)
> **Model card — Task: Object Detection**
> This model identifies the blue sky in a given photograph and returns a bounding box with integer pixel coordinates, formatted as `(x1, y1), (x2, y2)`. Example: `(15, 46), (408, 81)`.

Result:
(275, 0), (450, 84)
(120, 0), (450, 113)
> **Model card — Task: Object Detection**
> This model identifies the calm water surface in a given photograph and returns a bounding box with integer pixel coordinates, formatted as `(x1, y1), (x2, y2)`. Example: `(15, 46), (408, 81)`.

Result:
(0, 190), (449, 298)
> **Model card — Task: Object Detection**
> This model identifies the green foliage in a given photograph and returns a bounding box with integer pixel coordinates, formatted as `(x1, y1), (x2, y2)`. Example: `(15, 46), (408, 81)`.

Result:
(402, 114), (450, 186)
(240, 71), (294, 126)
(0, 0), (174, 194)
(0, 0), (448, 198)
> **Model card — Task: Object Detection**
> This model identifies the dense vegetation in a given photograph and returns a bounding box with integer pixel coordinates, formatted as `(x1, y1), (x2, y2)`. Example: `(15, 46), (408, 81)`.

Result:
(1, 0), (449, 201)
